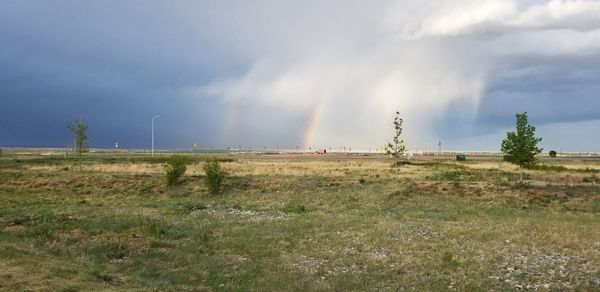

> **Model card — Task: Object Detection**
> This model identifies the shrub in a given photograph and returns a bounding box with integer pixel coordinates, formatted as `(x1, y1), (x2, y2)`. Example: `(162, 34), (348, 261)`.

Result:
(282, 203), (306, 214)
(164, 155), (187, 186)
(441, 251), (461, 270)
(203, 158), (227, 195)
(549, 150), (557, 158)
(582, 175), (598, 183)
(391, 160), (411, 168)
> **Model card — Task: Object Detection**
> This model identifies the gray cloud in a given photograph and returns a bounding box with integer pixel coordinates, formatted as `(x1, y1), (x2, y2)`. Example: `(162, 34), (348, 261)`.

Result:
(1, 1), (599, 151)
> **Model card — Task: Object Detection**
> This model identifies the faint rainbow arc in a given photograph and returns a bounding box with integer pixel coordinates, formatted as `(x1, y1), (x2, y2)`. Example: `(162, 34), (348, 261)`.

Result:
(302, 99), (325, 150)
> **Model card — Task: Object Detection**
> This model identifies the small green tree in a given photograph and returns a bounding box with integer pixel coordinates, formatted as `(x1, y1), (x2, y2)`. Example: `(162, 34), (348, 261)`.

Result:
(385, 111), (406, 158)
(203, 158), (227, 195)
(165, 155), (187, 186)
(66, 118), (89, 171)
(501, 112), (543, 180)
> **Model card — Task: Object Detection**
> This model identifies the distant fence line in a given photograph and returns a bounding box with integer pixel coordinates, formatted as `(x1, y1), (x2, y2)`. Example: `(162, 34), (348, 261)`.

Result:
(2, 147), (599, 158)
(419, 151), (600, 158)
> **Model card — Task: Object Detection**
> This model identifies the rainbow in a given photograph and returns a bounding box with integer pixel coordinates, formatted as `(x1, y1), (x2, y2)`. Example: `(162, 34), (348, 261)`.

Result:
(221, 99), (326, 151)
(302, 99), (325, 150)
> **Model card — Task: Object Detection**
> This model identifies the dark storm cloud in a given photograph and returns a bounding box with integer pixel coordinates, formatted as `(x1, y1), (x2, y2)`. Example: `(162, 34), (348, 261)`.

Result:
(473, 53), (600, 128)
(1, 1), (600, 151)
(0, 1), (248, 148)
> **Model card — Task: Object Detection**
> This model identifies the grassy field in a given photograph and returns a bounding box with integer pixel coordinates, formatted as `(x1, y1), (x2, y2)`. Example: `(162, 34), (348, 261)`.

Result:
(1, 153), (599, 291)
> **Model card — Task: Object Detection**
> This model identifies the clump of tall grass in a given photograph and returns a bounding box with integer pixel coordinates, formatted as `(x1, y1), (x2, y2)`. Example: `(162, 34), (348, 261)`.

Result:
(203, 158), (227, 195)
(282, 203), (306, 214)
(164, 155), (187, 186)
(525, 164), (568, 172)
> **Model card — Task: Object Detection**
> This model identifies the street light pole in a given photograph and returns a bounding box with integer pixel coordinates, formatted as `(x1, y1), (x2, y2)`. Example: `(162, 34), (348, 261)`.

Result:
(152, 115), (159, 156)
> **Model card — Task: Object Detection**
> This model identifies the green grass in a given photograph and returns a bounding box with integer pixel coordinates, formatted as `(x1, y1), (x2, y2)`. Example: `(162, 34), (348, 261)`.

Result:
(526, 163), (600, 173)
(0, 154), (599, 290)
(526, 164), (569, 171)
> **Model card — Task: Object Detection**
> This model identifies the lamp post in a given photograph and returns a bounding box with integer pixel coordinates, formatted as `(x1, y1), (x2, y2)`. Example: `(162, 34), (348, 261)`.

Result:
(152, 115), (159, 156)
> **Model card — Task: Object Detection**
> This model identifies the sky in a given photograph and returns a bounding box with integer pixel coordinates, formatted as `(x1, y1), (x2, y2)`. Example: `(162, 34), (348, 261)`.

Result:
(1, 0), (600, 152)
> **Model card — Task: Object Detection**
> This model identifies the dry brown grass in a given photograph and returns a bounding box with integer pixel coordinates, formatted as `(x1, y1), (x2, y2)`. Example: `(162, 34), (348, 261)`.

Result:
(2, 154), (599, 290)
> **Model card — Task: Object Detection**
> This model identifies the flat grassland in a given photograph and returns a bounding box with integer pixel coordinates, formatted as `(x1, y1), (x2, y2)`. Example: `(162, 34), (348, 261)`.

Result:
(1, 153), (599, 291)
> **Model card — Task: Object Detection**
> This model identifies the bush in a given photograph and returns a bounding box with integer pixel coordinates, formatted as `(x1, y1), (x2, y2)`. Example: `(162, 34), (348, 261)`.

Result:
(582, 175), (598, 183)
(164, 155), (187, 186)
(549, 150), (557, 158)
(203, 158), (227, 195)
(282, 203), (306, 214)
(391, 160), (411, 168)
